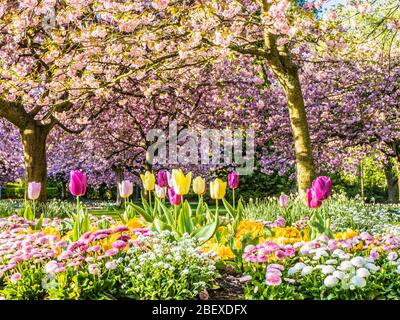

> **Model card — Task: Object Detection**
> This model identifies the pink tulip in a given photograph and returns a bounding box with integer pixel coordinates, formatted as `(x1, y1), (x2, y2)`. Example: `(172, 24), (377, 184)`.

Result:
(278, 193), (289, 207)
(307, 188), (322, 209)
(157, 171), (169, 188)
(312, 176), (332, 201)
(69, 170), (87, 197)
(27, 182), (41, 200)
(118, 180), (133, 198)
(228, 171), (239, 189)
(168, 187), (182, 206)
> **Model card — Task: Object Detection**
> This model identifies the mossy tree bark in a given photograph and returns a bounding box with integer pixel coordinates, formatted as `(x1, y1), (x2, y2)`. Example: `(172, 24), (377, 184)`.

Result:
(1, 99), (74, 203)
(260, 2), (315, 198)
(21, 122), (50, 202)
(384, 158), (399, 203)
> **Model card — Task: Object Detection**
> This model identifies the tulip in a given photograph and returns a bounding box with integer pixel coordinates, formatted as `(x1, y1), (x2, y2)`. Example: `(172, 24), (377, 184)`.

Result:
(307, 188), (322, 209)
(155, 184), (167, 199)
(192, 176), (206, 195)
(168, 187), (182, 206)
(312, 176), (332, 201)
(28, 182), (41, 200)
(210, 178), (227, 200)
(140, 171), (155, 191)
(69, 170), (87, 197)
(278, 193), (289, 208)
(166, 171), (173, 187)
(118, 180), (133, 199)
(157, 171), (169, 188)
(228, 171), (239, 189)
(171, 169), (192, 196)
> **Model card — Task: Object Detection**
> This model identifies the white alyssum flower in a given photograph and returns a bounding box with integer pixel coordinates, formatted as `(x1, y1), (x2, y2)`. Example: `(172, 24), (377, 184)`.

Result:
(301, 266), (314, 276)
(351, 256), (365, 268)
(356, 268), (370, 278)
(351, 275), (367, 288)
(324, 275), (339, 288)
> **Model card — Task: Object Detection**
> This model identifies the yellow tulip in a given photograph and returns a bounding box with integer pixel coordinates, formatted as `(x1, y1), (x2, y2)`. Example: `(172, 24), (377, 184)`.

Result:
(192, 176), (206, 195)
(171, 169), (192, 195)
(140, 171), (155, 191)
(210, 178), (227, 200)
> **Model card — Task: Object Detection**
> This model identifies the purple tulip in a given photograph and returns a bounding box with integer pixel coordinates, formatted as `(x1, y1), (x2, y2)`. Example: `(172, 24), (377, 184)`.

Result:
(27, 182), (41, 200)
(278, 193), (289, 208)
(167, 187), (182, 206)
(157, 171), (169, 188)
(69, 170), (87, 197)
(307, 188), (322, 209)
(228, 171), (239, 189)
(312, 176), (332, 201)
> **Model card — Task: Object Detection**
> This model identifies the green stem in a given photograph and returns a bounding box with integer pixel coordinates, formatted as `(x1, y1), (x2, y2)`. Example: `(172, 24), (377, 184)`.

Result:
(148, 191), (152, 210)
(216, 199), (219, 214)
(232, 189), (235, 210)
(33, 200), (36, 220)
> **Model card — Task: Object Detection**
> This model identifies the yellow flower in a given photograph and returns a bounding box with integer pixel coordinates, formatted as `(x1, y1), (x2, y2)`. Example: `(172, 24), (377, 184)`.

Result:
(42, 226), (61, 238)
(268, 227), (302, 244)
(126, 218), (144, 229)
(171, 169), (192, 195)
(334, 229), (358, 240)
(210, 178), (227, 200)
(235, 220), (264, 239)
(216, 245), (235, 260)
(192, 176), (206, 195)
(140, 171), (155, 191)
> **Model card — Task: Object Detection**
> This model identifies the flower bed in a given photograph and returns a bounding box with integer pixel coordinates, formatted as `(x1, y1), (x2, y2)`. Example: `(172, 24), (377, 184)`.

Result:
(0, 215), (217, 300)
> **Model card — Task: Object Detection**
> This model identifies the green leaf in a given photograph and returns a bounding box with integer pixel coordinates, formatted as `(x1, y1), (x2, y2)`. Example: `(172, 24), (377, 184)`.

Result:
(129, 202), (153, 223)
(191, 210), (219, 244)
(24, 204), (34, 221)
(155, 197), (174, 225)
(196, 196), (204, 217)
(34, 214), (44, 231)
(153, 218), (172, 233)
(178, 201), (194, 234)
(222, 198), (236, 219)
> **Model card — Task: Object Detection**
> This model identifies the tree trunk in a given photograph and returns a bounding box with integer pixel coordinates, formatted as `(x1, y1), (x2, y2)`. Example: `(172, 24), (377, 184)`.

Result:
(359, 161), (365, 202)
(20, 123), (49, 203)
(277, 71), (315, 199)
(113, 166), (124, 205)
(384, 159), (399, 203)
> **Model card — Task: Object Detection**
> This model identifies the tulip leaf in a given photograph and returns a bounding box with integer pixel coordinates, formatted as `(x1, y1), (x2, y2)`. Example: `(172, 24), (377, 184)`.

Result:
(34, 214), (44, 231)
(178, 201), (194, 234)
(196, 196), (204, 217)
(141, 196), (154, 219)
(191, 210), (219, 244)
(129, 202), (153, 223)
(155, 197), (174, 225)
(153, 218), (172, 233)
(24, 204), (34, 221)
(222, 198), (235, 219)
